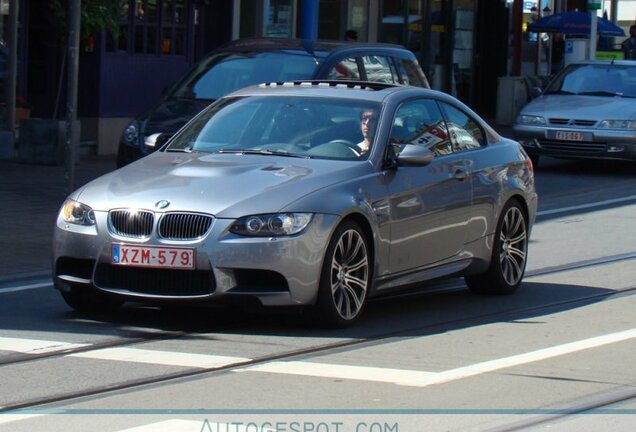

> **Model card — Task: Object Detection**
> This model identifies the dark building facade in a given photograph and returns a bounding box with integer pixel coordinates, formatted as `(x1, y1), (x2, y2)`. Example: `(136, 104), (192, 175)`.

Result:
(0, 0), (627, 155)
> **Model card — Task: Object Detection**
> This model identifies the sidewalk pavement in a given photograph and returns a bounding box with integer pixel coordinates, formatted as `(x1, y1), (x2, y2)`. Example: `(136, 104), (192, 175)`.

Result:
(0, 122), (515, 282)
(0, 155), (117, 281)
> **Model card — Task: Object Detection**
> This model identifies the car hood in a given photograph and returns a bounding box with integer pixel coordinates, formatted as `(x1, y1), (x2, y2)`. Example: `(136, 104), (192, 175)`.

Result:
(522, 94), (636, 120)
(142, 98), (212, 136)
(77, 152), (370, 218)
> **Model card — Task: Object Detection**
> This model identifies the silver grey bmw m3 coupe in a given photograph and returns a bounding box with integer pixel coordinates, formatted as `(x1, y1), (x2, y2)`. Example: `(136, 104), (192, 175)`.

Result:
(53, 81), (537, 327)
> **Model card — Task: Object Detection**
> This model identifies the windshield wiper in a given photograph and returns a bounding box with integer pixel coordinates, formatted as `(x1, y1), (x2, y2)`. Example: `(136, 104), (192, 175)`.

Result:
(577, 91), (622, 97)
(166, 144), (195, 153)
(169, 96), (215, 103)
(543, 90), (575, 95)
(217, 149), (311, 159)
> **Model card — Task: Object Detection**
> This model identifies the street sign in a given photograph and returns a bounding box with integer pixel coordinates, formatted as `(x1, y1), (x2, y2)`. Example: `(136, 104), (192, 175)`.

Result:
(587, 0), (601, 9)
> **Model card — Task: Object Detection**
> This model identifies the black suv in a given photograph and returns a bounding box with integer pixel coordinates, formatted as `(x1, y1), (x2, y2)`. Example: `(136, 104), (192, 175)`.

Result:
(116, 37), (429, 167)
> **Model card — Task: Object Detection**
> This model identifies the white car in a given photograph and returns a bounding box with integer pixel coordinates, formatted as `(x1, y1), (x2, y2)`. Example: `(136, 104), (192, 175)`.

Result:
(513, 60), (636, 167)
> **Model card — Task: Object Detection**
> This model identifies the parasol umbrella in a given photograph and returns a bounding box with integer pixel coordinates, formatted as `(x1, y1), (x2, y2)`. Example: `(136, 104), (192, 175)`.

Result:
(527, 10), (625, 37)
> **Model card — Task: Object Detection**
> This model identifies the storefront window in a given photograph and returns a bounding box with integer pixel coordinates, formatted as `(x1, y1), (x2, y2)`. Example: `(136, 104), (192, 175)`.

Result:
(348, 0), (368, 41)
(0, 0), (7, 44)
(380, 0), (420, 46)
(429, 0), (450, 92)
(264, 0), (293, 38)
(389, 0), (475, 103)
(452, 1), (476, 102)
(106, 0), (187, 56)
(318, 0), (341, 40)
(318, 0), (368, 41)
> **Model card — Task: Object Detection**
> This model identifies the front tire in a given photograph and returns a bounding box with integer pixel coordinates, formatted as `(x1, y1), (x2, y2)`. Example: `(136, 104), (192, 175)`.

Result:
(315, 221), (370, 327)
(529, 154), (540, 168)
(466, 200), (528, 295)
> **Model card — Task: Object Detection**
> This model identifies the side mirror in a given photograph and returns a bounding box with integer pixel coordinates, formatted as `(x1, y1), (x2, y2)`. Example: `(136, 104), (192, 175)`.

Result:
(396, 144), (434, 167)
(530, 86), (543, 98)
(144, 132), (173, 149)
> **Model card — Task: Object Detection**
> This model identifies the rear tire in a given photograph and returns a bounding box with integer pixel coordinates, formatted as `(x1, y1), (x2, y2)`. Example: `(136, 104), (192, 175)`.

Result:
(315, 221), (370, 327)
(61, 288), (124, 313)
(465, 200), (528, 295)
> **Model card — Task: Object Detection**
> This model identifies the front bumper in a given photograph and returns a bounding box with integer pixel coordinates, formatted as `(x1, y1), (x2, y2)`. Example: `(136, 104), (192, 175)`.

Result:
(53, 211), (340, 307)
(512, 124), (636, 161)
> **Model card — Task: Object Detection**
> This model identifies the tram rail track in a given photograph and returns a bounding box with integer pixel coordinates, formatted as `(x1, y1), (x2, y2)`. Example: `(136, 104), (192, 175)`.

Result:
(485, 389), (636, 432)
(1, 252), (635, 414)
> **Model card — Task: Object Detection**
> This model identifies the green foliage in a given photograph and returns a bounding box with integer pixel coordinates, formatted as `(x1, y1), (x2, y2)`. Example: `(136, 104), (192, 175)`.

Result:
(51, 0), (124, 43)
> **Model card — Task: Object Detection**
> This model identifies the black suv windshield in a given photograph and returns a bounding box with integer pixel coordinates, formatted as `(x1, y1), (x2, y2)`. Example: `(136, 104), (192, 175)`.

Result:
(170, 51), (325, 101)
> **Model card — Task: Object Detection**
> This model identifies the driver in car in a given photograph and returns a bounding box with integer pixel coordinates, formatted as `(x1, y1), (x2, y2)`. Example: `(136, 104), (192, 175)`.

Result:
(358, 109), (378, 155)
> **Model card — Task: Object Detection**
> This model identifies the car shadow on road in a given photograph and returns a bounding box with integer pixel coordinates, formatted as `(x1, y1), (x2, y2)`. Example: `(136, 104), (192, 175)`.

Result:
(0, 280), (624, 342)
(535, 157), (635, 177)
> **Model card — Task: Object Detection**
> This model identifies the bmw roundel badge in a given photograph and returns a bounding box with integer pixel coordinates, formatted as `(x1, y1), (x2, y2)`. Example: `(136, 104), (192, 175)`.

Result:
(155, 200), (170, 209)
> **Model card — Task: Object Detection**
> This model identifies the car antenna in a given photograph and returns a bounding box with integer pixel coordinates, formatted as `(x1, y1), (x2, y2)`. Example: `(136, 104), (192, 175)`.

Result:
(301, 38), (317, 62)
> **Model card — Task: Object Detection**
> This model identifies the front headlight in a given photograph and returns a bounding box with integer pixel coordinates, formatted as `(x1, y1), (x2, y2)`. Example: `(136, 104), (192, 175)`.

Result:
(230, 213), (313, 237)
(61, 199), (96, 226)
(517, 115), (546, 126)
(598, 120), (636, 129)
(121, 122), (139, 146)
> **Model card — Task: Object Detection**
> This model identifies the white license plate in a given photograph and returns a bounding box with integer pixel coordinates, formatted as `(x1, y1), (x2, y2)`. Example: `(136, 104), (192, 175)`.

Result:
(112, 244), (195, 270)
(555, 131), (584, 141)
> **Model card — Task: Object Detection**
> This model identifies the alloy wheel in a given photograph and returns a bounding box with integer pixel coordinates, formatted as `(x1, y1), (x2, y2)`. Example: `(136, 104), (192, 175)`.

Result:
(498, 206), (528, 286)
(330, 228), (369, 321)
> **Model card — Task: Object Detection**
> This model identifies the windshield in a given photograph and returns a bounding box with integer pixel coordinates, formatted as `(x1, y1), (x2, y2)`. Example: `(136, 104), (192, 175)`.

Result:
(165, 96), (381, 160)
(544, 63), (636, 98)
(169, 51), (325, 101)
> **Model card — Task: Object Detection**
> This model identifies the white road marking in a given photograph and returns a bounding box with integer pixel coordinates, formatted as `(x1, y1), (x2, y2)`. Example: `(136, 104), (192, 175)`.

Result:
(0, 282), (52, 293)
(243, 327), (636, 387)
(117, 420), (274, 431)
(70, 347), (251, 369)
(116, 420), (205, 432)
(0, 414), (46, 426)
(0, 336), (89, 354)
(240, 361), (435, 386)
(537, 195), (636, 216)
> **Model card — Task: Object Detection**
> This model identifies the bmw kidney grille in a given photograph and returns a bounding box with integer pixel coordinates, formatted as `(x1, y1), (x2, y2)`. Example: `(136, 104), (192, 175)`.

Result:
(158, 213), (214, 240)
(109, 209), (154, 237)
(108, 209), (213, 240)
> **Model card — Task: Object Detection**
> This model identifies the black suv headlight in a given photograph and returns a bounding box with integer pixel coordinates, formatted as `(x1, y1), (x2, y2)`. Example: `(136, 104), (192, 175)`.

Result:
(121, 121), (139, 146)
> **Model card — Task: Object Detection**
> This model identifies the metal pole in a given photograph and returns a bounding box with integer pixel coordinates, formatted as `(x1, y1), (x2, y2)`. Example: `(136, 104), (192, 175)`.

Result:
(420, 0), (432, 80)
(535, 7), (542, 76)
(6, 0), (18, 135)
(610, 0), (617, 23)
(65, 0), (81, 194)
(402, 0), (409, 47)
(547, 36), (553, 74)
(589, 11), (597, 60)
(511, 0), (523, 76)
(610, 0), (618, 49)
(300, 0), (318, 40)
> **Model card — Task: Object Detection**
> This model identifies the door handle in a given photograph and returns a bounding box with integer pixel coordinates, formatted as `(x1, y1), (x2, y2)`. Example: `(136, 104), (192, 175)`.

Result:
(453, 168), (469, 180)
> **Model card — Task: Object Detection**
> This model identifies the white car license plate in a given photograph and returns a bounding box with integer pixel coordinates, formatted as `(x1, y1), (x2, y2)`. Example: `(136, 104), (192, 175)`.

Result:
(112, 244), (195, 270)
(555, 131), (584, 141)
